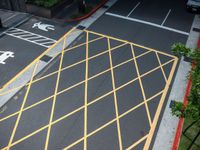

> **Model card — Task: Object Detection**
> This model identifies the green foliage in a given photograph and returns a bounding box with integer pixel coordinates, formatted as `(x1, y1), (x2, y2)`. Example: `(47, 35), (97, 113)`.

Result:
(27, 0), (62, 8)
(191, 48), (200, 63)
(171, 43), (191, 57)
(171, 44), (200, 125)
(171, 102), (185, 118)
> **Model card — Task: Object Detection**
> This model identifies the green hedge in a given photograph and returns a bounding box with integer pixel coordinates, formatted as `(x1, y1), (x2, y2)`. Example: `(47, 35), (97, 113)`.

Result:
(27, 0), (62, 8)
(171, 44), (200, 149)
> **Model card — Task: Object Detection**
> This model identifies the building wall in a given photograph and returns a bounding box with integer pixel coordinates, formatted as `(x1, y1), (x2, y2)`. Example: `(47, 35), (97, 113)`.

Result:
(0, 0), (26, 12)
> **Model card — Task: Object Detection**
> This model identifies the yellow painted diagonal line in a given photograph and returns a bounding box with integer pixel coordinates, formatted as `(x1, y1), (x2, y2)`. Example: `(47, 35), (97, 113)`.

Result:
(143, 58), (178, 150)
(84, 31), (89, 150)
(155, 52), (167, 82)
(0, 28), (98, 95)
(44, 37), (67, 149)
(84, 29), (177, 59)
(130, 44), (152, 126)
(2, 89), (164, 149)
(7, 61), (39, 149)
(0, 27), (76, 92)
(126, 134), (148, 150)
(53, 36), (104, 59)
(0, 42), (127, 97)
(0, 58), (174, 125)
(64, 91), (164, 150)
(0, 30), (178, 150)
(107, 38), (123, 150)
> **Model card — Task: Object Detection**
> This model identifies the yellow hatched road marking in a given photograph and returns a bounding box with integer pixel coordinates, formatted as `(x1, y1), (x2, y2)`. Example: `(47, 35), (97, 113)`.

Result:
(44, 37), (66, 150)
(155, 52), (167, 82)
(0, 27), (76, 92)
(107, 38), (123, 150)
(84, 29), (177, 59)
(130, 44), (152, 126)
(0, 59), (174, 124)
(2, 89), (164, 149)
(0, 29), (178, 150)
(126, 134), (148, 150)
(0, 42), (127, 97)
(6, 62), (39, 149)
(64, 91), (163, 150)
(143, 58), (178, 150)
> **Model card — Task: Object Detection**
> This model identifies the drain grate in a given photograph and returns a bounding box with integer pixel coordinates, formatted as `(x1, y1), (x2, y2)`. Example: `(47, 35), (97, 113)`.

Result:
(169, 100), (176, 108)
(77, 25), (86, 30)
(40, 55), (52, 63)
(102, 5), (109, 8)
(193, 27), (200, 32)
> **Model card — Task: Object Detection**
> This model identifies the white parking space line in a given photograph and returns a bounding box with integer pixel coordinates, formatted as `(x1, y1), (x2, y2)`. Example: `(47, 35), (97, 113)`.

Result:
(127, 2), (141, 17)
(2, 13), (18, 23)
(161, 9), (171, 26)
(105, 12), (189, 36)
(4, 28), (57, 48)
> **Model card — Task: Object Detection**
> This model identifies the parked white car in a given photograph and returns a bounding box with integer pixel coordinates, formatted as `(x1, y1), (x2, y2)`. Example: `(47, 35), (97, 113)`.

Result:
(187, 0), (200, 12)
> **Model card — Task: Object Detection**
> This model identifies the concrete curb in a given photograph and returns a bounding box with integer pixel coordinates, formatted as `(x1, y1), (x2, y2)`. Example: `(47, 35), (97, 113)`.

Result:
(172, 32), (200, 150)
(153, 14), (200, 150)
(66, 0), (108, 22)
(0, 0), (118, 108)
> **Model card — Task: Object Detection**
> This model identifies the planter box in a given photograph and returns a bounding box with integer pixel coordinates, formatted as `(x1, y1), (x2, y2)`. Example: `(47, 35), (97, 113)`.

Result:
(26, 0), (73, 18)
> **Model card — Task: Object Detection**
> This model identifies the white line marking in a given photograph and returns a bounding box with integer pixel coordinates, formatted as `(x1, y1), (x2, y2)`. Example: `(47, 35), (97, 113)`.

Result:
(2, 14), (18, 23)
(4, 27), (57, 48)
(5, 28), (57, 42)
(127, 2), (141, 17)
(26, 36), (43, 40)
(33, 38), (50, 42)
(5, 33), (50, 48)
(105, 12), (189, 36)
(39, 41), (55, 45)
(161, 9), (171, 26)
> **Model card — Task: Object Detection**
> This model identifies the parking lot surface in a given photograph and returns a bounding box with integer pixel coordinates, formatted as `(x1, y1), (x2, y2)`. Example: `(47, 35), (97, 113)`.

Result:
(0, 0), (194, 149)
(0, 29), (178, 149)
(0, 15), (73, 88)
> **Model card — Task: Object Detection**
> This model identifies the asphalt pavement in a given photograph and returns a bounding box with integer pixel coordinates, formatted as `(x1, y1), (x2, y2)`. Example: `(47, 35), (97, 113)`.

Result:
(0, 14), (74, 88)
(0, 0), (195, 149)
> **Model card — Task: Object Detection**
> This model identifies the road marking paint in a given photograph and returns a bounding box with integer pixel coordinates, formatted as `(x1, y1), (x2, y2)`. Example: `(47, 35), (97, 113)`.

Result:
(2, 13), (18, 23)
(1, 58), (172, 149)
(143, 58), (178, 150)
(32, 22), (55, 32)
(39, 41), (55, 45)
(44, 38), (66, 150)
(0, 27), (76, 96)
(0, 51), (14, 65)
(126, 134), (148, 150)
(105, 12), (189, 35)
(7, 62), (39, 149)
(64, 91), (164, 150)
(84, 30), (177, 59)
(161, 9), (171, 26)
(155, 52), (167, 82)
(0, 54), (174, 124)
(127, 2), (141, 17)
(4, 28), (57, 48)
(83, 31), (89, 150)
(108, 38), (123, 150)
(0, 30), (178, 149)
(130, 44), (152, 126)
(0, 42), (127, 97)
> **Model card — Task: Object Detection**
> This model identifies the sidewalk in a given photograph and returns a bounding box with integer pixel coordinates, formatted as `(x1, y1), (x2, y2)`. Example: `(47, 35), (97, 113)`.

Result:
(153, 14), (200, 150)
